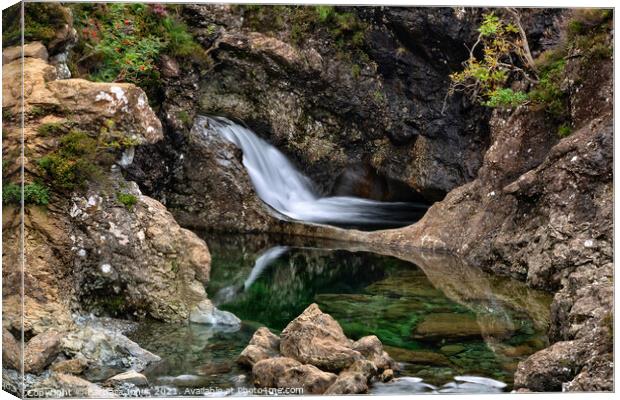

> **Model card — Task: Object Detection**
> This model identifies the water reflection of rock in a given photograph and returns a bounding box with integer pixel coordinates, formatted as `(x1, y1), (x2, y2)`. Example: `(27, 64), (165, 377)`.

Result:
(388, 250), (551, 365)
(200, 235), (552, 387)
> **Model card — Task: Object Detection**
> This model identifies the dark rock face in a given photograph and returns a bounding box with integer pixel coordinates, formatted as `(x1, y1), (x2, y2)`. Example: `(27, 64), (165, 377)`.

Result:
(194, 7), (490, 201)
(369, 22), (613, 391)
(128, 6), (497, 232)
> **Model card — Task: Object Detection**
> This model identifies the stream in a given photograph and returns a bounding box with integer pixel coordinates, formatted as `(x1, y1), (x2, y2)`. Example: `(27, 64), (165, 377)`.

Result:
(128, 234), (552, 395)
(128, 117), (551, 395)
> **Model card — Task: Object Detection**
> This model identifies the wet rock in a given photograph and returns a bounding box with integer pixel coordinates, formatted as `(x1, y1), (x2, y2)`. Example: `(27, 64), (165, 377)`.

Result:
(280, 303), (362, 372)
(242, 305), (392, 393)
(237, 345), (275, 368)
(51, 357), (89, 375)
(33, 372), (115, 398)
(106, 370), (149, 387)
(252, 357), (337, 395)
(24, 331), (64, 373)
(381, 369), (395, 382)
(346, 359), (378, 381)
(513, 341), (581, 392)
(189, 299), (241, 326)
(324, 372), (368, 394)
(61, 325), (160, 373)
(238, 327), (280, 367)
(2, 328), (21, 370)
(352, 335), (395, 370)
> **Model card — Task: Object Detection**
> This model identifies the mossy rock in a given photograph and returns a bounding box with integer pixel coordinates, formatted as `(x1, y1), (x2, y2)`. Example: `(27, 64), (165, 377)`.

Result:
(384, 345), (452, 367)
(412, 312), (514, 340)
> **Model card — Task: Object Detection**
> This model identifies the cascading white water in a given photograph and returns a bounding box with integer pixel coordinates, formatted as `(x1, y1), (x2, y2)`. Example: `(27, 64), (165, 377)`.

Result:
(197, 115), (427, 228)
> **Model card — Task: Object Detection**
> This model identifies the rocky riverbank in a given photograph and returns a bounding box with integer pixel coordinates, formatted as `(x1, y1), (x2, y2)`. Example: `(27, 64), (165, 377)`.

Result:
(1, 13), (235, 393)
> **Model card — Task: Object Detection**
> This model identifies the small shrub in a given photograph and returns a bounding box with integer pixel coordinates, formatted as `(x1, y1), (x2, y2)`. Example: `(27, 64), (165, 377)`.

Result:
(37, 121), (71, 137)
(528, 58), (567, 117)
(2, 182), (50, 205)
(373, 90), (386, 104)
(70, 3), (207, 93)
(24, 182), (50, 205)
(116, 192), (138, 209)
(37, 129), (105, 190)
(177, 111), (191, 125)
(448, 12), (538, 107)
(484, 88), (529, 108)
(2, 183), (20, 204)
(557, 124), (572, 138)
(3, 2), (71, 48)
(351, 64), (361, 79)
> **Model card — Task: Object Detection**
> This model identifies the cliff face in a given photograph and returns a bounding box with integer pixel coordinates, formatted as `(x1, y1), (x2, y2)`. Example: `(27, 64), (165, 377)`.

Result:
(1, 29), (216, 393)
(368, 12), (613, 391)
(128, 6), (499, 233)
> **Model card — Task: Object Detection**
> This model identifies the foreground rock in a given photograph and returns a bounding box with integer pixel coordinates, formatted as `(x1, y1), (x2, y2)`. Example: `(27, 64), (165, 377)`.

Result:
(23, 330), (64, 373)
(238, 304), (396, 394)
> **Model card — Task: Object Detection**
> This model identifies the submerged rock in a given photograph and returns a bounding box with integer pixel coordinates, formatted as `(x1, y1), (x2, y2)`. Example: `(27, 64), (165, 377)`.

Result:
(189, 299), (241, 326)
(412, 313), (513, 340)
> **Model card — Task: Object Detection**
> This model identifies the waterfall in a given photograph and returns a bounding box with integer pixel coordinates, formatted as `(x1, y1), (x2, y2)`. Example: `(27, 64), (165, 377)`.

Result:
(197, 116), (427, 228)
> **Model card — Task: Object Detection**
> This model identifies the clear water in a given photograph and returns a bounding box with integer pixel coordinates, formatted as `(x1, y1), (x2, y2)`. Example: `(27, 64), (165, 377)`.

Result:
(129, 234), (552, 395)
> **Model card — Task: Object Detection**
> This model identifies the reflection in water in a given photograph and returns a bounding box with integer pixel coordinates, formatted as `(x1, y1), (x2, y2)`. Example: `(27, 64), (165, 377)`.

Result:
(129, 234), (552, 394)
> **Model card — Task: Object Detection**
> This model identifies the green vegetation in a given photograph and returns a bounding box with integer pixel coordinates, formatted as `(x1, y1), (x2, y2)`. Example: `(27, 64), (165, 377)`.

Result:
(2, 182), (50, 206)
(351, 64), (362, 79)
(36, 129), (119, 191)
(37, 121), (74, 137)
(2, 2), (71, 48)
(529, 56), (567, 117)
(69, 3), (206, 94)
(177, 111), (191, 125)
(449, 8), (612, 137)
(449, 12), (535, 108)
(116, 192), (138, 209)
(238, 5), (367, 50)
(484, 88), (529, 108)
(557, 123), (572, 138)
